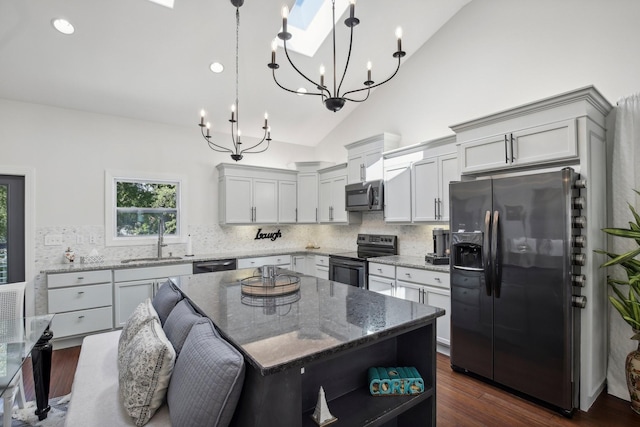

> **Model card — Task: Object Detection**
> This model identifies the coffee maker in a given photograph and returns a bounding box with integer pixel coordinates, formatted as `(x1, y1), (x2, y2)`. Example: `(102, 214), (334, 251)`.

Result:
(425, 228), (450, 265)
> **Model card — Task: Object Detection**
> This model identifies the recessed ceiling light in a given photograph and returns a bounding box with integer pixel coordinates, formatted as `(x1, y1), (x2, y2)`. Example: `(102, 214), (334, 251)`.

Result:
(296, 87), (307, 96)
(210, 62), (224, 73)
(51, 18), (75, 35)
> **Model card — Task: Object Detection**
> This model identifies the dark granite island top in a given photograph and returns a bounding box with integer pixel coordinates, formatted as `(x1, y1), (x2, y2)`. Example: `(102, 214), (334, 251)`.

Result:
(177, 268), (443, 374)
(175, 268), (444, 427)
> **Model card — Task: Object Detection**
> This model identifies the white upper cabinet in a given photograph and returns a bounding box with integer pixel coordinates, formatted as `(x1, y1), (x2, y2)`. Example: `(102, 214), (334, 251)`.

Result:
(217, 163), (298, 225)
(296, 172), (318, 223)
(345, 133), (400, 183)
(318, 163), (361, 224)
(383, 136), (458, 223)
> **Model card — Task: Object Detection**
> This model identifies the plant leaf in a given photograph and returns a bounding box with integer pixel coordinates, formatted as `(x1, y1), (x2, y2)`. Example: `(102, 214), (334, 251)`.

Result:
(601, 247), (640, 267)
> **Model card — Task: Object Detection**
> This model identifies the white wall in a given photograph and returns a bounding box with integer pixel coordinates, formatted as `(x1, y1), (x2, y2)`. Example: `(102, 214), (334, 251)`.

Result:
(314, 0), (640, 158)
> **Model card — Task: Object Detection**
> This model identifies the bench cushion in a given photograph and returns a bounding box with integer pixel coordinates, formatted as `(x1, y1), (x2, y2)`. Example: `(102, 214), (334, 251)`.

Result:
(152, 280), (183, 325)
(66, 331), (171, 426)
(167, 319), (245, 427)
(119, 320), (176, 426)
(163, 299), (207, 356)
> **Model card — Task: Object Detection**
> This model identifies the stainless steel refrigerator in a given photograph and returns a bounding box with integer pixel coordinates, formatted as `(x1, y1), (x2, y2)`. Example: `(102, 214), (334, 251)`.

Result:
(449, 168), (585, 415)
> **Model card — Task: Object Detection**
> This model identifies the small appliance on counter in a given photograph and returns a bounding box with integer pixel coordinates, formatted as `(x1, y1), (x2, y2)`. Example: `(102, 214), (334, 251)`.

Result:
(425, 228), (450, 265)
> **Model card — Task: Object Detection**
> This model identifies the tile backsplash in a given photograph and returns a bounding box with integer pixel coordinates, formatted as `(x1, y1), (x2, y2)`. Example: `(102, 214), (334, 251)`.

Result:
(33, 212), (444, 314)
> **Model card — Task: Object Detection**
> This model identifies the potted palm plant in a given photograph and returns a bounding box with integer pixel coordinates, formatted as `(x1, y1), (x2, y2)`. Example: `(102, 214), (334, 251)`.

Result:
(598, 192), (640, 415)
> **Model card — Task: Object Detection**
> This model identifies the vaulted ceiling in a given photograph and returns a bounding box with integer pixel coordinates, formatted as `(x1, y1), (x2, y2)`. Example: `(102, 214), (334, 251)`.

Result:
(0, 0), (471, 146)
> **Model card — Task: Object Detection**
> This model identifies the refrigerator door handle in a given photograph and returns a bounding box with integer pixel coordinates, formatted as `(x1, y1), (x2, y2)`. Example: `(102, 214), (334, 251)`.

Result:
(491, 210), (501, 298)
(483, 210), (492, 296)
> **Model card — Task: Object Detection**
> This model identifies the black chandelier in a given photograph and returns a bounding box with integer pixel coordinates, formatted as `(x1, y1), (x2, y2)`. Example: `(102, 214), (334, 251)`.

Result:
(268, 0), (405, 113)
(199, 0), (271, 162)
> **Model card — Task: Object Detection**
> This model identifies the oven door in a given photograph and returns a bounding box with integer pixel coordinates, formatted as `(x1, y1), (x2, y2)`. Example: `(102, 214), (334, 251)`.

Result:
(329, 256), (367, 288)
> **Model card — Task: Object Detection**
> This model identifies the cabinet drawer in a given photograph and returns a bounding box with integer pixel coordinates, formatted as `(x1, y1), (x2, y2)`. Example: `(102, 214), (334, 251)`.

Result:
(48, 283), (112, 313)
(51, 306), (113, 338)
(396, 267), (449, 289)
(315, 255), (329, 266)
(47, 269), (112, 288)
(237, 255), (291, 269)
(113, 263), (192, 282)
(368, 262), (395, 279)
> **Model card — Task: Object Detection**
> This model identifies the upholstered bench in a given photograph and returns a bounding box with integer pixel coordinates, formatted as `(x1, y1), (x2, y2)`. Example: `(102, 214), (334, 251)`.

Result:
(65, 280), (245, 427)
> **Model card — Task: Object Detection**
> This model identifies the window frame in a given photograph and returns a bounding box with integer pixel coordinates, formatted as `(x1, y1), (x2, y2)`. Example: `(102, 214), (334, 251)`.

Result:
(105, 170), (188, 247)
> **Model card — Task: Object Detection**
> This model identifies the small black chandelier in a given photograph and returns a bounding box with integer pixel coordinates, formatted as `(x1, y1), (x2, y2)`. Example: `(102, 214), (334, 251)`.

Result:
(199, 0), (271, 162)
(268, 0), (405, 113)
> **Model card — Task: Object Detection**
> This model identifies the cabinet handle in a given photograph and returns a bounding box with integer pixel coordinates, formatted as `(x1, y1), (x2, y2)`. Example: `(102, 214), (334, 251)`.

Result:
(77, 291), (84, 295)
(77, 276), (84, 280)
(78, 315), (85, 319)
(360, 164), (365, 181)
(434, 198), (437, 218)
(377, 268), (382, 272)
(405, 272), (411, 278)
(435, 277), (441, 282)
(504, 135), (509, 163)
(315, 207), (318, 222)
(510, 133), (515, 161)
(295, 208), (298, 222)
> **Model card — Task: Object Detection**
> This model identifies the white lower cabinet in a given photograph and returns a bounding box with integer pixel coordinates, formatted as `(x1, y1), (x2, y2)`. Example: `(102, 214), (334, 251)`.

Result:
(47, 269), (113, 339)
(290, 255), (308, 274)
(315, 255), (329, 280)
(113, 263), (192, 328)
(237, 255), (292, 270)
(369, 263), (451, 354)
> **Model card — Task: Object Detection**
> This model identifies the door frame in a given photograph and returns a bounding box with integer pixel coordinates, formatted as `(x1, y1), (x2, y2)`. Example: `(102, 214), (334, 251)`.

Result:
(0, 166), (36, 316)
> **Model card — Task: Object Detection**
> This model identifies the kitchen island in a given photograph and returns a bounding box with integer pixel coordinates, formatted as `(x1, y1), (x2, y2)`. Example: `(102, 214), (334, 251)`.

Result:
(175, 268), (444, 427)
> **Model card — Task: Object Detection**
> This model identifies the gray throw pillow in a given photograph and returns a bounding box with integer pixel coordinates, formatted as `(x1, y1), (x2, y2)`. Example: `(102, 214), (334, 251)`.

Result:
(118, 298), (159, 371)
(163, 299), (207, 356)
(167, 319), (245, 427)
(152, 279), (183, 325)
(119, 319), (176, 426)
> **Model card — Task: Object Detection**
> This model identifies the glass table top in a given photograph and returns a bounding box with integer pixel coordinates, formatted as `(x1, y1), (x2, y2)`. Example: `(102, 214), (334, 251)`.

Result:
(0, 315), (54, 398)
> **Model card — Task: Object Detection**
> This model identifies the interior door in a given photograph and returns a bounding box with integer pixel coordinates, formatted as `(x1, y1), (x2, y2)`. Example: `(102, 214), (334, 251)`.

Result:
(0, 175), (25, 283)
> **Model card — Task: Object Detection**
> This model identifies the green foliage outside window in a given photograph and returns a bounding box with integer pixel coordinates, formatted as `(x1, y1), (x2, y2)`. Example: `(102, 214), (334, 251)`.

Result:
(115, 180), (178, 237)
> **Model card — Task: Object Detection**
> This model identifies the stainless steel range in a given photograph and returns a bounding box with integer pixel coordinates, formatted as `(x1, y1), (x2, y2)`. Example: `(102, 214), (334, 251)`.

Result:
(329, 234), (398, 289)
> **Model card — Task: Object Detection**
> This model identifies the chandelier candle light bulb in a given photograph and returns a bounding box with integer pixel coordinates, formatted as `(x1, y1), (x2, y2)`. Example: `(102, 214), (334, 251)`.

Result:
(320, 65), (325, 88)
(396, 27), (403, 52)
(282, 5), (288, 34)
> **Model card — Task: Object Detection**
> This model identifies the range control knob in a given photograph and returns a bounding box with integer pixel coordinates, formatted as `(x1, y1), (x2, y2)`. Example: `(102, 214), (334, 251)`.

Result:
(572, 295), (587, 308)
(572, 253), (586, 266)
(572, 274), (586, 287)
(573, 216), (587, 228)
(572, 197), (586, 210)
(574, 178), (587, 189)
(572, 235), (587, 248)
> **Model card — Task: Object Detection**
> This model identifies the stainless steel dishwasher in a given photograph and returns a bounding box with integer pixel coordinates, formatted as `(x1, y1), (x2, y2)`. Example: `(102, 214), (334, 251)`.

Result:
(192, 259), (237, 274)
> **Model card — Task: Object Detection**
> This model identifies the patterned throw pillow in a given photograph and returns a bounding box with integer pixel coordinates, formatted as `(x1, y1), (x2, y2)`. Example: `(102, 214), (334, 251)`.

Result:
(118, 298), (159, 371)
(118, 319), (176, 426)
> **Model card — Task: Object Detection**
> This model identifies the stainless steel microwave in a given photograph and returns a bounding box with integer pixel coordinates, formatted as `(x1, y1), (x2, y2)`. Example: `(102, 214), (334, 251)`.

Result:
(345, 180), (384, 211)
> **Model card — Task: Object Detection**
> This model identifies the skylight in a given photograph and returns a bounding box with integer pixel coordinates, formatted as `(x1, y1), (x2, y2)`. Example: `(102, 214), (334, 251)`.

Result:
(279, 0), (349, 57)
(147, 0), (175, 9)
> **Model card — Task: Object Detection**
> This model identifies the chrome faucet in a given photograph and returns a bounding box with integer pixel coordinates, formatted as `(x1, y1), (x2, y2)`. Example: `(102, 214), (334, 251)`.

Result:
(157, 217), (167, 258)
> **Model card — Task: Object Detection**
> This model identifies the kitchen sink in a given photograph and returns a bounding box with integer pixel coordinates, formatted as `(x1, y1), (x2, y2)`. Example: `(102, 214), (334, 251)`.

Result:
(120, 256), (183, 264)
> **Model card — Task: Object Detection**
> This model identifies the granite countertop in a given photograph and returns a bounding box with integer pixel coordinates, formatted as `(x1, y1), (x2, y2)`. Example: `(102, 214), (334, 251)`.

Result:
(40, 247), (352, 274)
(371, 255), (451, 273)
(176, 268), (444, 375)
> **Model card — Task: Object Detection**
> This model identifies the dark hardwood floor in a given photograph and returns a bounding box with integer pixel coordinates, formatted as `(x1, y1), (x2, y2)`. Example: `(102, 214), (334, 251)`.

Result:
(21, 348), (639, 426)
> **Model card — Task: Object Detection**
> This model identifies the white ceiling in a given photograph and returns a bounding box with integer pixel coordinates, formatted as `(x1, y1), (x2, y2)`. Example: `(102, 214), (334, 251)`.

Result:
(0, 0), (470, 147)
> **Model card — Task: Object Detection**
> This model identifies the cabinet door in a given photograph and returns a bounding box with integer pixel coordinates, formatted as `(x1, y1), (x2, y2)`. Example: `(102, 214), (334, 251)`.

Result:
(291, 255), (306, 273)
(318, 179), (332, 222)
(278, 180), (297, 223)
(395, 280), (422, 303)
(423, 286), (451, 347)
(223, 176), (253, 223)
(297, 173), (318, 223)
(458, 134), (509, 174)
(368, 275), (395, 296)
(316, 264), (329, 280)
(330, 176), (348, 222)
(438, 153), (458, 222)
(348, 154), (364, 183)
(114, 279), (154, 327)
(253, 178), (278, 223)
(384, 162), (411, 222)
(412, 157), (438, 222)
(512, 119), (577, 167)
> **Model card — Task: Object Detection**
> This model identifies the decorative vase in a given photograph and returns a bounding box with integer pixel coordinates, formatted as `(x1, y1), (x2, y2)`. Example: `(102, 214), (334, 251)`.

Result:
(626, 331), (640, 415)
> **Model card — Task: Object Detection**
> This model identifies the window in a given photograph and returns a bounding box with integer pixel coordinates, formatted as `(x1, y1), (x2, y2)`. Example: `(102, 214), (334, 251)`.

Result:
(106, 171), (187, 246)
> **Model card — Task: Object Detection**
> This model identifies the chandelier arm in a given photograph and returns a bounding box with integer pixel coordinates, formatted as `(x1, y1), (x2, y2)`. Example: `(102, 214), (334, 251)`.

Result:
(271, 69), (325, 97)
(336, 25), (355, 97)
(200, 127), (234, 153)
(240, 130), (267, 153)
(283, 43), (328, 95)
(342, 89), (371, 103)
(242, 140), (270, 154)
(342, 56), (402, 97)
